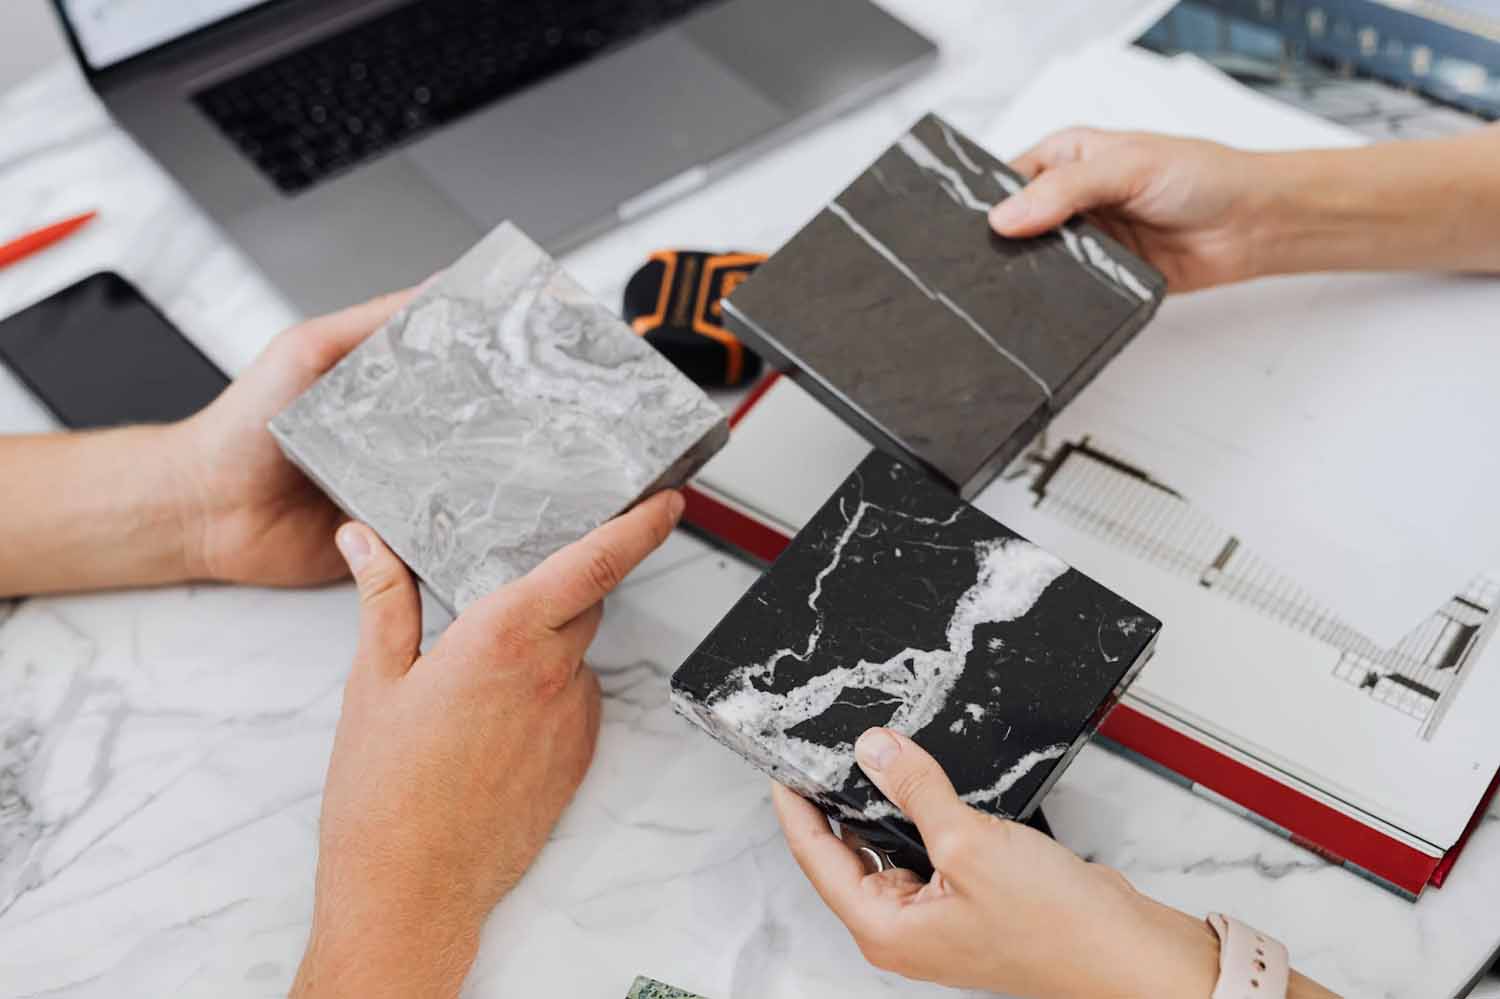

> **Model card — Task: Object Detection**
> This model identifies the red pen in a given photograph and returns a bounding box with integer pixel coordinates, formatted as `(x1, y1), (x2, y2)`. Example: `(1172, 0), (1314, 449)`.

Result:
(0, 211), (98, 270)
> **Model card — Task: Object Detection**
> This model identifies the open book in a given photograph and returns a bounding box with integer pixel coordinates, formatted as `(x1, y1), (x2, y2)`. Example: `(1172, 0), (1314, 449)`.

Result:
(684, 369), (1500, 898)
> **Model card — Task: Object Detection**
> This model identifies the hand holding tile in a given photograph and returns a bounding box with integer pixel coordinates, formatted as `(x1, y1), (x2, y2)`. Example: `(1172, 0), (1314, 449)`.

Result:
(770, 729), (1221, 999)
(292, 493), (684, 998)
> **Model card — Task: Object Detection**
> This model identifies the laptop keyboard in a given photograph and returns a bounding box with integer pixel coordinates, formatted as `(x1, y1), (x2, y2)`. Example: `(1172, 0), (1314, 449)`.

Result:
(194, 0), (721, 194)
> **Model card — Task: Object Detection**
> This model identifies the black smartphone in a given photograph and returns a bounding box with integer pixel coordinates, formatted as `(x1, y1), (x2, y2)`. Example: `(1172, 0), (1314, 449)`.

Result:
(0, 272), (230, 429)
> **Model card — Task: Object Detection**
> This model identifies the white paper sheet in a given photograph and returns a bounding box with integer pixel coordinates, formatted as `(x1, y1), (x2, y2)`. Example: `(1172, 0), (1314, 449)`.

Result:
(983, 44), (1499, 646)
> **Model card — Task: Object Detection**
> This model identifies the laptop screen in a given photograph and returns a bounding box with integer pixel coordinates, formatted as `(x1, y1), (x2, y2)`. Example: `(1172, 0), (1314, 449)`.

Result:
(59, 0), (274, 70)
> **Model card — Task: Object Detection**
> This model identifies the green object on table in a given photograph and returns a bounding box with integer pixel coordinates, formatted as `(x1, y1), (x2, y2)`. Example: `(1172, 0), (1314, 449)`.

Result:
(627, 976), (708, 999)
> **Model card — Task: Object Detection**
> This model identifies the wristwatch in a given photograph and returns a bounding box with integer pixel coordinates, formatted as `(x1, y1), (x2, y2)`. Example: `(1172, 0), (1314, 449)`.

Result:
(1206, 913), (1290, 998)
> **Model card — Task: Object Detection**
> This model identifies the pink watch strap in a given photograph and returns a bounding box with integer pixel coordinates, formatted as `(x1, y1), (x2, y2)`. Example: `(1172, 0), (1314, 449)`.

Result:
(1206, 913), (1290, 999)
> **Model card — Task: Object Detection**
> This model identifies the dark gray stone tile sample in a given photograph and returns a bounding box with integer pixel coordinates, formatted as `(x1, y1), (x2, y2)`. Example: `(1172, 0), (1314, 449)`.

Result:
(722, 113), (1166, 499)
(270, 222), (729, 614)
(672, 451), (1158, 866)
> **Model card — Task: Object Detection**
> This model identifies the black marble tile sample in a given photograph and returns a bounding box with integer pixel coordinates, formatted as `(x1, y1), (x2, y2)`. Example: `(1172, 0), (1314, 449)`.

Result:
(672, 451), (1159, 865)
(722, 113), (1166, 499)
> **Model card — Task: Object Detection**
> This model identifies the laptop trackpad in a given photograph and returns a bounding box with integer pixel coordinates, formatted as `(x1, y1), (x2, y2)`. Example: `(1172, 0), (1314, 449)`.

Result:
(407, 28), (784, 247)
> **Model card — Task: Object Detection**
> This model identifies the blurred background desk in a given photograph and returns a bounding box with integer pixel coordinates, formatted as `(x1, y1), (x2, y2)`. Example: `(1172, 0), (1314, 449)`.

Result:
(1, 1), (1498, 996)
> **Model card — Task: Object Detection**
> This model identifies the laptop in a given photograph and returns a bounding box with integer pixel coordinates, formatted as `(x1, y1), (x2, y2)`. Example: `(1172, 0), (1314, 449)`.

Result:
(51, 0), (937, 316)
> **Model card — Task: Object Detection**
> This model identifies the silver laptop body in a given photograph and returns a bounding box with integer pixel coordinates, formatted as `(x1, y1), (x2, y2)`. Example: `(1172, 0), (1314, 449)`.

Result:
(53, 0), (937, 315)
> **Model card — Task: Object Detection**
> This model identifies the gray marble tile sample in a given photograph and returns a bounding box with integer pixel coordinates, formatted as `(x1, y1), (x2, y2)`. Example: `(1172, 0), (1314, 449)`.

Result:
(722, 113), (1166, 499)
(270, 222), (729, 614)
(672, 451), (1159, 870)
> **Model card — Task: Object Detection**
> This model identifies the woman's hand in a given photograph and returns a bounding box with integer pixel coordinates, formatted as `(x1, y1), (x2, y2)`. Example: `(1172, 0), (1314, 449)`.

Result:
(991, 124), (1500, 290)
(989, 128), (1266, 293)
(773, 727), (1222, 999)
(291, 491), (685, 999)
(172, 289), (418, 587)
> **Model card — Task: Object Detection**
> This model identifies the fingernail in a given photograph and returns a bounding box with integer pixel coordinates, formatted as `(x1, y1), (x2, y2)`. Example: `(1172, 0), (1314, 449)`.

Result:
(337, 524), (372, 573)
(417, 270), (443, 294)
(856, 729), (901, 772)
(990, 197), (1028, 231)
(665, 490), (686, 523)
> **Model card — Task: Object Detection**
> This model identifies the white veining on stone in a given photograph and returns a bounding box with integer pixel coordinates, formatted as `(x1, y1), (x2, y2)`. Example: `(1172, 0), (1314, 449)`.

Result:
(826, 200), (1055, 400)
(992, 168), (1024, 197)
(1082, 233), (1154, 301)
(681, 481), (1069, 819)
(935, 290), (1055, 401)
(858, 743), (1069, 821)
(896, 125), (1153, 309)
(951, 539), (1070, 647)
(0, 605), (97, 914)
(959, 743), (1069, 807)
(938, 118), (986, 175)
(896, 132), (992, 211)
(1050, 212), (1154, 308)
(729, 493), (966, 694)
(825, 200), (941, 298)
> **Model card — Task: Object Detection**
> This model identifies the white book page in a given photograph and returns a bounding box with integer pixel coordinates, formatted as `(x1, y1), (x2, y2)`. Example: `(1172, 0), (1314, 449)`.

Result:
(693, 378), (870, 533)
(977, 456), (1500, 850)
(982, 43), (1497, 648)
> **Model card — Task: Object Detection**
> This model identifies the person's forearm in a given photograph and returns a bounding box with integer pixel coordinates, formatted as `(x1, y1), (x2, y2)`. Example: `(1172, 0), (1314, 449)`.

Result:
(0, 426), (200, 597)
(1251, 124), (1500, 279)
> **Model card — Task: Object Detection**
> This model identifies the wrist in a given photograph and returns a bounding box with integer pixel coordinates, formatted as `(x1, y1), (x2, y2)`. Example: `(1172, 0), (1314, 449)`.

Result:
(1116, 894), (1221, 999)
(1240, 150), (1315, 283)
(79, 424), (201, 587)
(293, 913), (480, 999)
(157, 418), (215, 582)
(1246, 144), (1422, 280)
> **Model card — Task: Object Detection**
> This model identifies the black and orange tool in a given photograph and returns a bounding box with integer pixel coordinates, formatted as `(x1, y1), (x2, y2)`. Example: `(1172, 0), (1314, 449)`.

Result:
(623, 249), (766, 387)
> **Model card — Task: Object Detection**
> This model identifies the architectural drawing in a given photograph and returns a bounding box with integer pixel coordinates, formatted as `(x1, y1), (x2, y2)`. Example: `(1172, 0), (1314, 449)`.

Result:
(1011, 434), (1495, 731)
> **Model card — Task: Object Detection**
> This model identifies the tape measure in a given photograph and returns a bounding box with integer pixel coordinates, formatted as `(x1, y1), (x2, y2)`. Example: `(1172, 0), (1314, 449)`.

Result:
(623, 249), (766, 388)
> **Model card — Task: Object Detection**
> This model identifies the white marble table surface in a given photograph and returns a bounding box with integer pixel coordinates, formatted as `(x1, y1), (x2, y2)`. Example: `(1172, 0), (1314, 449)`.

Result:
(1, 2), (1498, 997)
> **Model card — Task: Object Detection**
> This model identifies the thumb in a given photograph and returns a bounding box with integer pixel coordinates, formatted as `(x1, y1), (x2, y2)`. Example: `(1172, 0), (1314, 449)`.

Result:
(854, 728), (973, 845)
(988, 156), (1138, 239)
(336, 522), (421, 679)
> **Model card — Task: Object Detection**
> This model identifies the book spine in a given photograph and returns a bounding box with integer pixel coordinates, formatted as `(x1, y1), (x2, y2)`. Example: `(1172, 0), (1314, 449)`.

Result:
(1430, 767), (1500, 888)
(680, 485), (791, 565)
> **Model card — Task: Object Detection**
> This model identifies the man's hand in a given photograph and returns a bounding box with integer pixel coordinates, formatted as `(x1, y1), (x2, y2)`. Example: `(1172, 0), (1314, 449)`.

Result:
(291, 490), (684, 999)
(173, 290), (417, 586)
